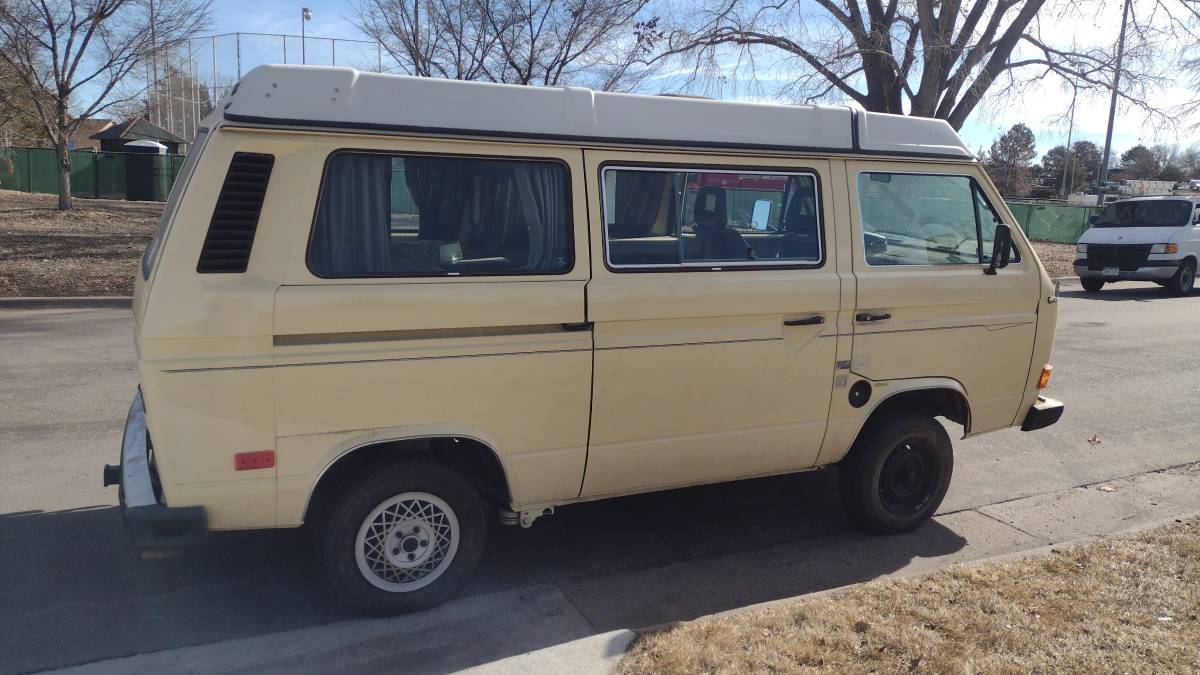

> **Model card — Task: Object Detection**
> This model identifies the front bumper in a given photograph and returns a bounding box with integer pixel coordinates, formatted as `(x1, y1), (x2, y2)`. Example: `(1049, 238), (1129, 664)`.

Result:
(1074, 259), (1179, 281)
(1020, 396), (1064, 432)
(103, 390), (207, 550)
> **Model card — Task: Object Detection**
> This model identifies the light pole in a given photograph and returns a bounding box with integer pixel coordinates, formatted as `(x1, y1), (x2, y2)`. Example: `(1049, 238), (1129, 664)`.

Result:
(301, 7), (312, 65)
(1060, 84), (1077, 197)
(1096, 0), (1131, 206)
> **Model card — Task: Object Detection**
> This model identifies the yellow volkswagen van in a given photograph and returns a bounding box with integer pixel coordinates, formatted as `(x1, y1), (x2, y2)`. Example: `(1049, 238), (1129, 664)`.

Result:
(105, 65), (1063, 614)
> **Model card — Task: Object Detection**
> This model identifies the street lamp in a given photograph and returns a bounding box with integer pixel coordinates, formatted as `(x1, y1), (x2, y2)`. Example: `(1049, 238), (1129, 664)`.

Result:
(301, 7), (312, 65)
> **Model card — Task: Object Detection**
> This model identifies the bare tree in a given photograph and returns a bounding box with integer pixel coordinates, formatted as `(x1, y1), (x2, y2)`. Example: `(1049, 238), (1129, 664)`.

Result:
(354, 0), (658, 91)
(649, 0), (1192, 130)
(0, 0), (209, 209)
(0, 59), (50, 145)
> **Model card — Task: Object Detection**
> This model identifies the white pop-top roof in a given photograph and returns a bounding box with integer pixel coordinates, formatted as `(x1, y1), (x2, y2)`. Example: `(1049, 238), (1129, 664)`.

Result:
(220, 65), (972, 159)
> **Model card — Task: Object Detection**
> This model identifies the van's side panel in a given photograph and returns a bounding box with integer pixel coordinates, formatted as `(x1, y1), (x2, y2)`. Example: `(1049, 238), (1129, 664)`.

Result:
(845, 159), (1046, 435)
(136, 129), (310, 529)
(270, 136), (593, 524)
(580, 150), (841, 497)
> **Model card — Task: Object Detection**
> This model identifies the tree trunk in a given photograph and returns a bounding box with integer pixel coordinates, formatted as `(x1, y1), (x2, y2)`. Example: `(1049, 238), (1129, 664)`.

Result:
(55, 134), (72, 210)
(55, 100), (72, 210)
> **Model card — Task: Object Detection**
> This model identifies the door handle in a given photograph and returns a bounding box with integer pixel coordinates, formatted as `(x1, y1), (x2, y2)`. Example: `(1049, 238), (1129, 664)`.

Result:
(855, 312), (892, 323)
(784, 315), (825, 326)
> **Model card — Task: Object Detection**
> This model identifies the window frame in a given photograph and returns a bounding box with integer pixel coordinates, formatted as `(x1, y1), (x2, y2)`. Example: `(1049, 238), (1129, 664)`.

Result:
(305, 148), (576, 279)
(854, 169), (1022, 269)
(599, 162), (827, 272)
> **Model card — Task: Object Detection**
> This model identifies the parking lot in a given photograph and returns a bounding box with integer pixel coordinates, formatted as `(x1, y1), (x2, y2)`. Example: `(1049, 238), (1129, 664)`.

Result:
(4, 283), (1200, 673)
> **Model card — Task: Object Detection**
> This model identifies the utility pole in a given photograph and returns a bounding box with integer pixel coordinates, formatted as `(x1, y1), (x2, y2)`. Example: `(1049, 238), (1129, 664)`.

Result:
(149, 0), (158, 126)
(1060, 85), (1077, 197)
(1096, 0), (1131, 207)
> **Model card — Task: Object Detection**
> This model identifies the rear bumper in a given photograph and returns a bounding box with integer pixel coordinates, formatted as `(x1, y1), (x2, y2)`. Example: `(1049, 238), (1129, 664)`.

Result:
(104, 390), (207, 550)
(1020, 396), (1064, 432)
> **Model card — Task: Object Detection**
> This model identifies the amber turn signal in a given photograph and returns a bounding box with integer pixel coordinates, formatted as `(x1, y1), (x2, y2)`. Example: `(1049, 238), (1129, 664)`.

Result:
(1037, 365), (1053, 389)
(1165, 243), (1178, 254)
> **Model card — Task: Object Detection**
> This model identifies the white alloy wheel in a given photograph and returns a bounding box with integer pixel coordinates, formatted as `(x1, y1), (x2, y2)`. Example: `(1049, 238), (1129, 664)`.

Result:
(354, 492), (460, 592)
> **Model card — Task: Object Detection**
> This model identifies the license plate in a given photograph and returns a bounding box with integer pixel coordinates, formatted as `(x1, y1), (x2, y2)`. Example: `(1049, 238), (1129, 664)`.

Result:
(1103, 266), (1119, 278)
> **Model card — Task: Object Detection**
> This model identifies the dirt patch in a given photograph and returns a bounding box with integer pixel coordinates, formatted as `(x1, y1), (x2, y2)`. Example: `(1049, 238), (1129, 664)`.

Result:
(0, 190), (162, 297)
(1030, 240), (1076, 279)
(620, 518), (1200, 674)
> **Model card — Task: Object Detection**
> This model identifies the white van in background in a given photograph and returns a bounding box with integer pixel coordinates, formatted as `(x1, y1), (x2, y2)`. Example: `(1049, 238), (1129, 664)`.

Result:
(1075, 196), (1200, 295)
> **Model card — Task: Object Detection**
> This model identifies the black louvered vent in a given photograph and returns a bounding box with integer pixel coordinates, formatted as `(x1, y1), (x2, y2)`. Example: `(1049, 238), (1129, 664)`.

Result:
(196, 152), (275, 273)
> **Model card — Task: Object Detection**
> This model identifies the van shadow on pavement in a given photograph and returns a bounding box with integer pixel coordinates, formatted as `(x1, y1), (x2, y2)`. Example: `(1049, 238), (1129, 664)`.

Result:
(0, 469), (966, 673)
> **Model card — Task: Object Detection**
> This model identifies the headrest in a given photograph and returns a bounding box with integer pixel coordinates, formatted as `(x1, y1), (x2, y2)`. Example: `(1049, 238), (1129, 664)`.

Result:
(693, 186), (727, 231)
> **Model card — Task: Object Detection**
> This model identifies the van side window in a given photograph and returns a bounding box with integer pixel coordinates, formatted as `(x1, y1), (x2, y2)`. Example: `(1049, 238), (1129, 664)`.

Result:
(603, 167), (822, 268)
(859, 172), (990, 266)
(309, 153), (572, 277)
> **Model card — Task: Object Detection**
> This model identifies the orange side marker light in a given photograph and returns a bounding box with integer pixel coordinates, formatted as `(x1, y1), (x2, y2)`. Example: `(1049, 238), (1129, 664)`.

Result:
(1037, 365), (1053, 390)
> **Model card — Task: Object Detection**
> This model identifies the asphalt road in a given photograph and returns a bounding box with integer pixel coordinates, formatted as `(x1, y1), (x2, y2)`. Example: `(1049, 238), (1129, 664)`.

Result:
(3, 282), (1200, 674)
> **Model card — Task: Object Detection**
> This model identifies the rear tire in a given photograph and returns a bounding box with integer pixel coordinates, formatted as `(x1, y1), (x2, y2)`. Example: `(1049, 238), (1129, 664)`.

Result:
(839, 413), (953, 534)
(316, 459), (487, 615)
(1080, 277), (1105, 292)
(1166, 260), (1195, 296)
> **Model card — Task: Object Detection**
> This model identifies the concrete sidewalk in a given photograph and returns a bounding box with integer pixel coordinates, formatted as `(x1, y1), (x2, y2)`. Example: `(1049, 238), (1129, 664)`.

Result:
(58, 460), (1200, 675)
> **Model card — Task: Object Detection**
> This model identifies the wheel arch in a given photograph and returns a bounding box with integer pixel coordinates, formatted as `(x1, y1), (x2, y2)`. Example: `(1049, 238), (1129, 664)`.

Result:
(840, 379), (971, 464)
(302, 430), (513, 525)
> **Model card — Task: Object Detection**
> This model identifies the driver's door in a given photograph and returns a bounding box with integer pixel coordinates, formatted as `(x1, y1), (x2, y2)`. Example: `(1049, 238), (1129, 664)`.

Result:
(846, 160), (1043, 434)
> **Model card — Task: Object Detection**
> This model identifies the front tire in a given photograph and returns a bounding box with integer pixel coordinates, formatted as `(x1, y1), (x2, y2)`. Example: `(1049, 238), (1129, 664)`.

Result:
(839, 414), (953, 534)
(1166, 260), (1195, 296)
(316, 459), (486, 615)
(1080, 277), (1105, 292)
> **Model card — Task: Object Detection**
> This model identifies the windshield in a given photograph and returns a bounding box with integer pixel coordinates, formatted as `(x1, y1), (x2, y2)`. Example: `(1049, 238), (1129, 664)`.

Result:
(1094, 200), (1194, 228)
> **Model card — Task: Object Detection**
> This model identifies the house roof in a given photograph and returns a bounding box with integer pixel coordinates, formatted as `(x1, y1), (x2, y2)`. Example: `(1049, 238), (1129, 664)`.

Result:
(218, 65), (972, 159)
(72, 118), (114, 139)
(91, 118), (187, 144)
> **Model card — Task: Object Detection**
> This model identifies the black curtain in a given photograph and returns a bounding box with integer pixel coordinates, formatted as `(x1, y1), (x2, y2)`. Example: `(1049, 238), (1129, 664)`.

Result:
(612, 171), (667, 237)
(404, 157), (471, 241)
(310, 154), (391, 275)
(513, 163), (569, 269)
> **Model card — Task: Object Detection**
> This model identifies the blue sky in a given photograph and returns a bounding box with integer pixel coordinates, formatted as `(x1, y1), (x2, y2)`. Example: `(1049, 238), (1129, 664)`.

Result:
(197, 0), (1196, 159)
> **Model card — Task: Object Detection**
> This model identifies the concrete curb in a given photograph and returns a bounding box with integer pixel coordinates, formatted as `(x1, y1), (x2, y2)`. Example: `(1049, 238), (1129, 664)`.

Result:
(461, 630), (636, 675)
(0, 296), (132, 309)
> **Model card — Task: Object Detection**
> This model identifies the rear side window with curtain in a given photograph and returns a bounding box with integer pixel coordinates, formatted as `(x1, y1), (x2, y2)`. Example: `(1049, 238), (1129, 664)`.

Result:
(308, 153), (572, 277)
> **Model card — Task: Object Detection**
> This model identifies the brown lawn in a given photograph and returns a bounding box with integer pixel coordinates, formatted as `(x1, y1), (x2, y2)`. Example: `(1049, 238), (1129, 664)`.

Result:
(0, 189), (161, 297)
(621, 517), (1200, 674)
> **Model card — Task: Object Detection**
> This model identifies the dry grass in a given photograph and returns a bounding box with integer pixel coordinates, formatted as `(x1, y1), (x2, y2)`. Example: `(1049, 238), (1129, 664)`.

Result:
(1030, 240), (1077, 279)
(620, 518), (1200, 675)
(0, 189), (162, 297)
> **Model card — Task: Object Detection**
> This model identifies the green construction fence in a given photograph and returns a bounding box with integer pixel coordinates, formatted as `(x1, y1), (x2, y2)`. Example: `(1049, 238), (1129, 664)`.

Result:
(1005, 201), (1104, 244)
(0, 146), (183, 201)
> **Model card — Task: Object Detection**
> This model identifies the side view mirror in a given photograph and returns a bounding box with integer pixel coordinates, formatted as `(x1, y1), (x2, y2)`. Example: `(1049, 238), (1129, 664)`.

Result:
(1088, 215), (1098, 225)
(985, 224), (1012, 276)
